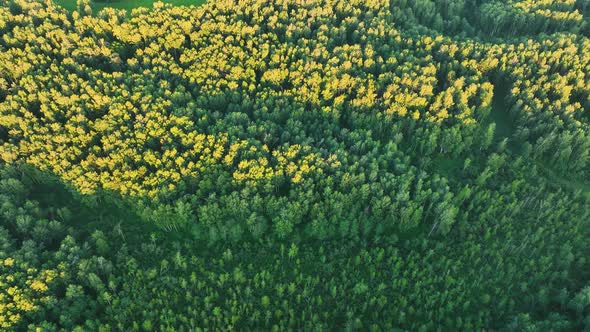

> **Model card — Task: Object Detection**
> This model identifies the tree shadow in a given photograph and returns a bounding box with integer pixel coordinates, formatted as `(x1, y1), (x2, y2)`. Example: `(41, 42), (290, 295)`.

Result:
(17, 163), (166, 248)
(391, 0), (586, 41)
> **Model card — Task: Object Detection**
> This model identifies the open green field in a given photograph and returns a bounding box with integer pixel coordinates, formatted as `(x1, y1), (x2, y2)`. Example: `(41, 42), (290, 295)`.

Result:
(54, 0), (206, 12)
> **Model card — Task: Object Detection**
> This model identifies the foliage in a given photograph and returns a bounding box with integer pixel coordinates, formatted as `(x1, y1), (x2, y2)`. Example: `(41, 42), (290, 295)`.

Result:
(0, 0), (589, 330)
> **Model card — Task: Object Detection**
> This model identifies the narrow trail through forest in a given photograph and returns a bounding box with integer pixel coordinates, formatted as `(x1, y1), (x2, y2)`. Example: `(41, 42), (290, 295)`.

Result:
(489, 78), (515, 145)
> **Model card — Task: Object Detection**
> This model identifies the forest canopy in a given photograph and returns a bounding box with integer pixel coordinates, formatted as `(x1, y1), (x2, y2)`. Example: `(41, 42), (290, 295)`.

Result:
(0, 0), (589, 330)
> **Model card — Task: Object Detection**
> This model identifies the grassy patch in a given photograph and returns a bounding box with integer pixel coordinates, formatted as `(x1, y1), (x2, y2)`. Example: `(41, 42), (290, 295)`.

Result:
(53, 0), (206, 13)
(431, 156), (463, 178)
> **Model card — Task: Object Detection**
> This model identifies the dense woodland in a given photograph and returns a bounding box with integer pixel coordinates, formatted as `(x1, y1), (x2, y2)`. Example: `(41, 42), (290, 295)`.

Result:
(0, 0), (589, 330)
